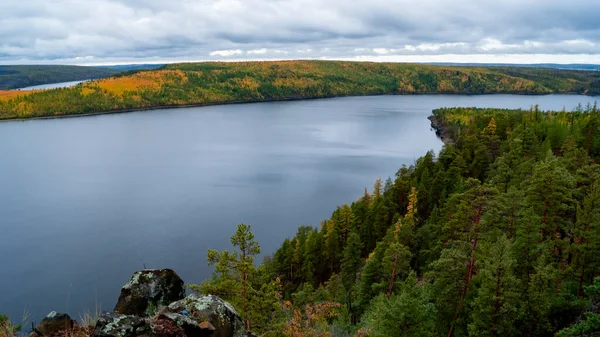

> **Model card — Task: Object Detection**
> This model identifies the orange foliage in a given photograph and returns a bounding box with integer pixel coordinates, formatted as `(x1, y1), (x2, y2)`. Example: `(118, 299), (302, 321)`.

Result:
(94, 70), (187, 94)
(0, 90), (35, 101)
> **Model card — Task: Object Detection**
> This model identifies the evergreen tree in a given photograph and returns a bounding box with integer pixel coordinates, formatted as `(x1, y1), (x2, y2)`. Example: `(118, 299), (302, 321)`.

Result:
(341, 231), (363, 324)
(573, 183), (600, 296)
(190, 223), (260, 330)
(362, 271), (436, 337)
(559, 277), (600, 337)
(427, 243), (472, 335)
(468, 235), (520, 337)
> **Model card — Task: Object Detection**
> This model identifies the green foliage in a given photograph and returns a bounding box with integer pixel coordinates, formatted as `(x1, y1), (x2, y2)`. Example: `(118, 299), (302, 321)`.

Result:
(2, 61), (600, 120)
(189, 223), (261, 330)
(1, 313), (26, 337)
(194, 104), (600, 336)
(559, 278), (600, 337)
(0, 65), (118, 90)
(341, 231), (363, 324)
(468, 235), (520, 337)
(362, 271), (436, 337)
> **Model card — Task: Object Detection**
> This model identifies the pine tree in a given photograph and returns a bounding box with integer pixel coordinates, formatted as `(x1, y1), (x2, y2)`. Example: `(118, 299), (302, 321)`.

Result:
(341, 231), (363, 324)
(525, 156), (576, 266)
(512, 207), (542, 284)
(520, 254), (555, 336)
(559, 277), (600, 337)
(383, 240), (411, 298)
(428, 243), (472, 335)
(573, 183), (600, 296)
(357, 241), (387, 314)
(190, 223), (260, 330)
(324, 219), (341, 273)
(468, 235), (520, 337)
(362, 271), (436, 337)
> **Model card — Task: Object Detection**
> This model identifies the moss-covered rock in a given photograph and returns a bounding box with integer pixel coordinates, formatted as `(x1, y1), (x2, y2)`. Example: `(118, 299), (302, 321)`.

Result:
(166, 294), (244, 337)
(92, 312), (151, 337)
(114, 269), (185, 317)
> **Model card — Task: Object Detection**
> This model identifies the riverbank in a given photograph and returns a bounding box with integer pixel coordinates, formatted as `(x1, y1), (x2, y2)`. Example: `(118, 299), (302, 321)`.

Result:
(428, 114), (454, 144)
(1, 60), (599, 121)
(1, 91), (598, 123)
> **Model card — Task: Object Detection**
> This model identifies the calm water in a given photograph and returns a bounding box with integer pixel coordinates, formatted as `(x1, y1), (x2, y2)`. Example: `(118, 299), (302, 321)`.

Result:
(18, 80), (89, 90)
(0, 94), (598, 322)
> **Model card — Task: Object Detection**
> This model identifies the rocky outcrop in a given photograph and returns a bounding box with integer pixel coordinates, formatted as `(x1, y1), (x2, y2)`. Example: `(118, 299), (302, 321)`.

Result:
(89, 269), (246, 337)
(31, 311), (77, 336)
(25, 270), (246, 337)
(166, 294), (244, 337)
(114, 269), (185, 317)
(93, 313), (151, 337)
(428, 115), (454, 144)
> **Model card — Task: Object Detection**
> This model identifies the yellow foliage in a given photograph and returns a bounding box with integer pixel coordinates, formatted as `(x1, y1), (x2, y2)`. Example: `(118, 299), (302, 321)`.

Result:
(94, 70), (187, 94)
(80, 88), (96, 96)
(0, 90), (35, 101)
(282, 302), (342, 337)
(235, 77), (260, 90)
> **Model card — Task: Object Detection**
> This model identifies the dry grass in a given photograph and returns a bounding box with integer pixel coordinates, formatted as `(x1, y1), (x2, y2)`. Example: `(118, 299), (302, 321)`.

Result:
(78, 303), (101, 329)
(0, 311), (30, 337)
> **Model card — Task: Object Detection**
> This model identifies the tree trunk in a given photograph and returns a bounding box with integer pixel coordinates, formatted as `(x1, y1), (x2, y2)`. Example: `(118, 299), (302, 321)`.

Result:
(387, 258), (398, 298)
(242, 249), (249, 331)
(447, 205), (482, 337)
(578, 258), (586, 297)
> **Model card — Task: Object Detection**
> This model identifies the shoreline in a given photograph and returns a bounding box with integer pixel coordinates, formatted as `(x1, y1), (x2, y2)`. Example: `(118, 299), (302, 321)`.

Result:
(428, 115), (453, 144)
(1, 91), (598, 123)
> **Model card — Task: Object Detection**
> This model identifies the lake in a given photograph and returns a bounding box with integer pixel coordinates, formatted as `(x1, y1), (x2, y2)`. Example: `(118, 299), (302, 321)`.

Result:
(18, 80), (89, 91)
(0, 94), (598, 323)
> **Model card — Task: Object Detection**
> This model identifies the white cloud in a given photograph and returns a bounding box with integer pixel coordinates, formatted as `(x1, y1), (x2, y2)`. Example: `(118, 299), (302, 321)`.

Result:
(247, 48), (268, 55)
(0, 0), (599, 64)
(209, 49), (243, 57)
(373, 48), (390, 55)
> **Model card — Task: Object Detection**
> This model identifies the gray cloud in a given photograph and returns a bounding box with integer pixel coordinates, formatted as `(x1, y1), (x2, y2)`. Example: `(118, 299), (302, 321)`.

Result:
(1, 0), (599, 64)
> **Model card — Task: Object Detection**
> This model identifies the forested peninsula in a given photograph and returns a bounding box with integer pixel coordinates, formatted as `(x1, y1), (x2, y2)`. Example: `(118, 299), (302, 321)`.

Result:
(194, 103), (600, 336)
(2, 99), (600, 337)
(1, 60), (600, 120)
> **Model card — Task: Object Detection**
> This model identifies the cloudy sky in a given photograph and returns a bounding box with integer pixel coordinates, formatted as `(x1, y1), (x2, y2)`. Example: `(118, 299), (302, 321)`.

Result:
(2, 0), (600, 65)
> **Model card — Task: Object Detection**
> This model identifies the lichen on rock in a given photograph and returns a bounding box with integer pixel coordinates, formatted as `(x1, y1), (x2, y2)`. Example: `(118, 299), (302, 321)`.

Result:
(92, 312), (151, 337)
(38, 270), (248, 337)
(114, 269), (185, 317)
(167, 294), (244, 337)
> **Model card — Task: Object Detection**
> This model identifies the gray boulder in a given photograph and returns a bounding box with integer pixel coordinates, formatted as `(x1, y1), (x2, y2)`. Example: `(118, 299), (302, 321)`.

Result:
(33, 311), (77, 336)
(92, 312), (151, 337)
(157, 312), (215, 337)
(114, 269), (185, 317)
(166, 294), (244, 337)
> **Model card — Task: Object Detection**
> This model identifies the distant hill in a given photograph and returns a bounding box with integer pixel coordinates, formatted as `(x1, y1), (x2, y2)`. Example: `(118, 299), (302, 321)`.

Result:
(96, 64), (165, 72)
(429, 63), (600, 71)
(1, 60), (600, 120)
(0, 65), (120, 90)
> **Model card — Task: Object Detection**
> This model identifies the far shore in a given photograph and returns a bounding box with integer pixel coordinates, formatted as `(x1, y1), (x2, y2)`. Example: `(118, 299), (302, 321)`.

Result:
(1, 91), (598, 123)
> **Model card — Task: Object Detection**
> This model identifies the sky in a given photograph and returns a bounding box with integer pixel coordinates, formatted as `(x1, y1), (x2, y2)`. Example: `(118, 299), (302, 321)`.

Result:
(1, 0), (600, 65)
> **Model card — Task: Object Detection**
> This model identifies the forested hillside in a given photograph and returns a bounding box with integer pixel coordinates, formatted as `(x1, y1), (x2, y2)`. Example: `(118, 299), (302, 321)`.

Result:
(1, 61), (600, 120)
(194, 103), (600, 336)
(0, 65), (119, 90)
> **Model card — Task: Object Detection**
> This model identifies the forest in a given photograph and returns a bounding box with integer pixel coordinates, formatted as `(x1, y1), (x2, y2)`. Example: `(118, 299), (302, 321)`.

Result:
(0, 65), (119, 90)
(191, 102), (600, 336)
(1, 60), (600, 120)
